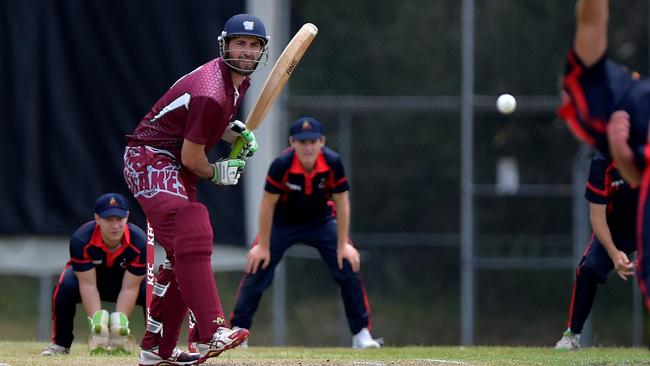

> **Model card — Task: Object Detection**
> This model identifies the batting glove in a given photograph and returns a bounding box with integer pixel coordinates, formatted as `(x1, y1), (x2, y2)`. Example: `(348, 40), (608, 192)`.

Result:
(222, 120), (258, 158)
(210, 158), (246, 185)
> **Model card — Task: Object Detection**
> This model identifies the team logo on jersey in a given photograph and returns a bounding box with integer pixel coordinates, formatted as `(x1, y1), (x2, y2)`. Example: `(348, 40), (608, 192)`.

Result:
(92, 259), (103, 265)
(212, 316), (225, 325)
(243, 21), (255, 31)
(119, 258), (128, 269)
(611, 179), (625, 187)
(318, 178), (327, 189)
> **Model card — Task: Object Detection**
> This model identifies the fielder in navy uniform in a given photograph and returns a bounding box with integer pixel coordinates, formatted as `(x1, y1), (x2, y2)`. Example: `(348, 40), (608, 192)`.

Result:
(230, 117), (381, 349)
(41, 193), (147, 356)
(554, 152), (637, 349)
(558, 0), (650, 331)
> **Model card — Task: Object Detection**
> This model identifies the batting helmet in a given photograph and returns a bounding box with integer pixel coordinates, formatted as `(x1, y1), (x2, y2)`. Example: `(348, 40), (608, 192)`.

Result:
(218, 14), (270, 75)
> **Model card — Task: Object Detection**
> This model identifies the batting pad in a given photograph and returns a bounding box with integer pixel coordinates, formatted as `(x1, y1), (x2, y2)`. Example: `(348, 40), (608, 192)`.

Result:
(173, 203), (223, 341)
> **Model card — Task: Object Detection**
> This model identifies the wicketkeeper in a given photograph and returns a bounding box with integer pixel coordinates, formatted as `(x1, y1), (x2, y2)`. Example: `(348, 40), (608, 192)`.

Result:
(41, 193), (147, 356)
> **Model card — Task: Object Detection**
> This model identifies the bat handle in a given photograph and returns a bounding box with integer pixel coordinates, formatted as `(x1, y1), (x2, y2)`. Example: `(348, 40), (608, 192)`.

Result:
(228, 137), (246, 159)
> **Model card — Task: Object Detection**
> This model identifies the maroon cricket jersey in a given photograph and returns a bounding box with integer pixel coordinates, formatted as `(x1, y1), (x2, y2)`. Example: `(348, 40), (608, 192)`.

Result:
(126, 58), (250, 180)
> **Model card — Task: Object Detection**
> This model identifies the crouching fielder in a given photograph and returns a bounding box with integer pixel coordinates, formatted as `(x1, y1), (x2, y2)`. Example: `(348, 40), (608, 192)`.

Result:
(41, 193), (146, 356)
(123, 13), (267, 366)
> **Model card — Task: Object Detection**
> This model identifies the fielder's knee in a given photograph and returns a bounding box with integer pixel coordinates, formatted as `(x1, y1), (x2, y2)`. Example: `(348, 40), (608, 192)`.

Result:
(173, 202), (213, 259)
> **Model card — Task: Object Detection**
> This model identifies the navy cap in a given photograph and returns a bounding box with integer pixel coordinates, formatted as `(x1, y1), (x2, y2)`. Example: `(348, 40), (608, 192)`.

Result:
(94, 193), (129, 218)
(290, 117), (325, 140)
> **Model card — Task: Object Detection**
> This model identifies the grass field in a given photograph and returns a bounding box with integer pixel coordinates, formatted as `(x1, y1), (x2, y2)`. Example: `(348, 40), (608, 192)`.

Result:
(1, 342), (649, 366)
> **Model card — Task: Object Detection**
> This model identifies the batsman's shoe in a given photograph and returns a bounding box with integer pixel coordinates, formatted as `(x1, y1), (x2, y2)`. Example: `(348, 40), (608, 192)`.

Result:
(41, 343), (69, 356)
(139, 347), (200, 366)
(232, 327), (249, 349)
(196, 326), (249, 362)
(352, 328), (382, 349)
(554, 328), (581, 350)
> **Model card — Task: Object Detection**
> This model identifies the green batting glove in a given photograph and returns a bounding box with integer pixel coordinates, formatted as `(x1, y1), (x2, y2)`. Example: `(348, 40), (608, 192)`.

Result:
(210, 158), (246, 185)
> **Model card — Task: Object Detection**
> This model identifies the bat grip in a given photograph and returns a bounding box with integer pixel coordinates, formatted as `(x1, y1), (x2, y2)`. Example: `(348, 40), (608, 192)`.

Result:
(228, 137), (246, 159)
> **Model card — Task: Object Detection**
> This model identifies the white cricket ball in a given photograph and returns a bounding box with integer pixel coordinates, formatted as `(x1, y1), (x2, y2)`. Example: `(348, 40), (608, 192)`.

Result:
(496, 93), (517, 115)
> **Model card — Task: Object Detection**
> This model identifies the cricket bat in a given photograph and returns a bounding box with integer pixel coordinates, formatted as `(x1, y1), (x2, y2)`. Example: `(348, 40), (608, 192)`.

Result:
(229, 22), (318, 158)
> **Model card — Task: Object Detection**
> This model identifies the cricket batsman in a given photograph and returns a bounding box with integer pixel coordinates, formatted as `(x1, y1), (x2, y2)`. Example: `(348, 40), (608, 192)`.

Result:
(123, 13), (267, 365)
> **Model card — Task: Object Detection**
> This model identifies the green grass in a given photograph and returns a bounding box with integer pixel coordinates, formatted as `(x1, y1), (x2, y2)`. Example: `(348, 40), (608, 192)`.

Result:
(1, 342), (649, 366)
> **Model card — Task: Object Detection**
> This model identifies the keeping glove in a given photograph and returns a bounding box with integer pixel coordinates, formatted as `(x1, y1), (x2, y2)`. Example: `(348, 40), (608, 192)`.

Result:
(222, 120), (258, 159)
(109, 311), (130, 336)
(108, 312), (134, 354)
(88, 309), (109, 354)
(210, 158), (246, 185)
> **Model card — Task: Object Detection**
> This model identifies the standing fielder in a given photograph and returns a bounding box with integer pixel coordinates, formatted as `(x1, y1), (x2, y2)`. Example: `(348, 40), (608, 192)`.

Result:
(230, 117), (381, 349)
(555, 152), (637, 349)
(559, 0), (650, 324)
(123, 14), (266, 365)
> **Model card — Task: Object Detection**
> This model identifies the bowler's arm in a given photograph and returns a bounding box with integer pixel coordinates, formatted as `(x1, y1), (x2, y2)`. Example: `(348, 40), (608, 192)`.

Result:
(574, 0), (608, 67)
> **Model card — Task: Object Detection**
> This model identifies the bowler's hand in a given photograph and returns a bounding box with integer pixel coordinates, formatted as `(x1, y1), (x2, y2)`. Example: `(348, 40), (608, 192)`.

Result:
(337, 243), (360, 273)
(610, 249), (635, 280)
(246, 244), (270, 274)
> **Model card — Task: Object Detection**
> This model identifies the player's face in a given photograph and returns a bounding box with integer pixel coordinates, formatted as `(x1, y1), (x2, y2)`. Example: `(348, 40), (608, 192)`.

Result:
(291, 137), (325, 169)
(225, 36), (264, 72)
(95, 214), (128, 248)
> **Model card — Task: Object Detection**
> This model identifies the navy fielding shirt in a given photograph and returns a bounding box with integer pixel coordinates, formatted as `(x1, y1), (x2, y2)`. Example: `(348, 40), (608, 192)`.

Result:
(585, 152), (639, 237)
(265, 146), (349, 226)
(69, 222), (147, 278)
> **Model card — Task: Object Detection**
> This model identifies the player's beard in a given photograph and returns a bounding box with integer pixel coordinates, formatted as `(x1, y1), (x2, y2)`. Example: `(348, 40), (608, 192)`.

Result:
(230, 56), (257, 73)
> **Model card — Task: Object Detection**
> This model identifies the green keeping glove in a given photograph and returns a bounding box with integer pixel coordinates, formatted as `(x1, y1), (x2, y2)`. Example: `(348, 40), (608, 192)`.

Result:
(210, 158), (246, 185)
(88, 309), (109, 334)
(109, 311), (130, 336)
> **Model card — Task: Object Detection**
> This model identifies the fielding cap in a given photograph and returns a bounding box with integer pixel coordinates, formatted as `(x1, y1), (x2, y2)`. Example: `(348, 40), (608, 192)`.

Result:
(94, 193), (129, 218)
(290, 117), (325, 140)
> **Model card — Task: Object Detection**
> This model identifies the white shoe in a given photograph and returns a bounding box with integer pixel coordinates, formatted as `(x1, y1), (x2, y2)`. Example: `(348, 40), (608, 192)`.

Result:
(139, 347), (200, 366)
(352, 328), (381, 349)
(41, 343), (69, 356)
(196, 326), (249, 362)
(554, 329), (581, 350)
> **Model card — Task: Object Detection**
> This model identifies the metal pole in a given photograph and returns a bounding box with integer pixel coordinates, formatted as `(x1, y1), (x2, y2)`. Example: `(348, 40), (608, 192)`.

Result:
(338, 112), (352, 346)
(271, 262), (287, 346)
(246, 0), (288, 346)
(38, 274), (52, 341)
(572, 146), (591, 345)
(460, 0), (475, 346)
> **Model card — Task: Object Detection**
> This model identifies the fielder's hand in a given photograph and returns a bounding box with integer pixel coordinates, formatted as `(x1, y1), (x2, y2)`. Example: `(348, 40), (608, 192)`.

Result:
(223, 120), (258, 159)
(210, 158), (246, 185)
(246, 244), (270, 274)
(610, 250), (635, 280)
(337, 243), (360, 273)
